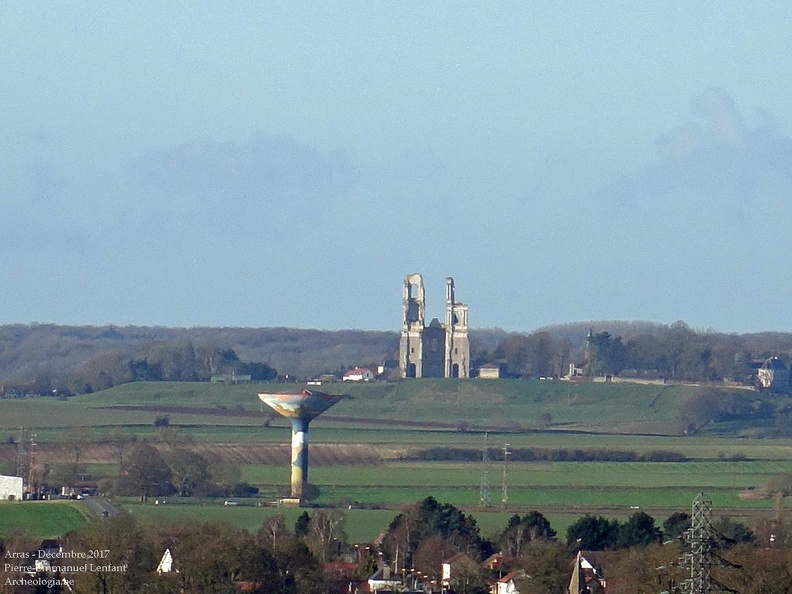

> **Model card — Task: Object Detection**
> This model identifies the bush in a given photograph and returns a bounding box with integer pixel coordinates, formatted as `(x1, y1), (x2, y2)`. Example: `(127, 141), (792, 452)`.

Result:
(645, 450), (687, 462)
(231, 482), (259, 498)
(766, 473), (792, 497)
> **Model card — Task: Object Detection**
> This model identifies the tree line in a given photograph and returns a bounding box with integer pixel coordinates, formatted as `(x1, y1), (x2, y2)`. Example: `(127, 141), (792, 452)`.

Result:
(488, 320), (792, 384)
(5, 320), (792, 395)
(2, 495), (789, 593)
(0, 324), (400, 395)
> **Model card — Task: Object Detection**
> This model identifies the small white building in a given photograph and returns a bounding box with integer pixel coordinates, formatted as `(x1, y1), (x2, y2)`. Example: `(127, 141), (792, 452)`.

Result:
(0, 475), (23, 501)
(343, 367), (375, 382)
(478, 364), (501, 379)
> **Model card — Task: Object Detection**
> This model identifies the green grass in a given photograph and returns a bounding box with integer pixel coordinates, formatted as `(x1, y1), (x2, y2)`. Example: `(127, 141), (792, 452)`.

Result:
(108, 501), (613, 543)
(307, 484), (774, 512)
(111, 504), (619, 544)
(0, 379), (780, 443)
(0, 501), (91, 538)
(243, 461), (792, 489)
(118, 501), (399, 543)
(110, 500), (759, 545)
(1, 380), (789, 541)
(0, 379), (707, 435)
(237, 460), (784, 513)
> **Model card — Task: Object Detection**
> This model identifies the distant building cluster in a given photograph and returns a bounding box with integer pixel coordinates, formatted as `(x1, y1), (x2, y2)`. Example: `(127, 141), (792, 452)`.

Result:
(320, 280), (792, 390)
(342, 367), (375, 382)
(311, 274), (472, 384)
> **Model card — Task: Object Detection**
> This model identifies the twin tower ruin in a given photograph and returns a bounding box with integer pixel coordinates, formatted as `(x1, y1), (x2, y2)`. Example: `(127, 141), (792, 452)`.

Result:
(399, 274), (470, 378)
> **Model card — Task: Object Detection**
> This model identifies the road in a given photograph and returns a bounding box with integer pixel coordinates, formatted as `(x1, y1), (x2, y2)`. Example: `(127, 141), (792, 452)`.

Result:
(83, 497), (118, 518)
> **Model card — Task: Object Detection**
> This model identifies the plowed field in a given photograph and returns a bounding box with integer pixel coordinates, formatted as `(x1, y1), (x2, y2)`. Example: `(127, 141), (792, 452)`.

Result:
(0, 442), (381, 466)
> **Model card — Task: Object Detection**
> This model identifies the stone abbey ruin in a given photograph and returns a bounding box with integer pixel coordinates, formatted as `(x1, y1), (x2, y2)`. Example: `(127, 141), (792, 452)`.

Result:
(399, 274), (470, 378)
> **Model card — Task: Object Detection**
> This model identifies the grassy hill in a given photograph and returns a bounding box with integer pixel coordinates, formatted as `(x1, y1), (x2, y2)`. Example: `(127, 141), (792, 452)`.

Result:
(0, 378), (746, 437)
(3, 379), (792, 539)
(0, 501), (91, 538)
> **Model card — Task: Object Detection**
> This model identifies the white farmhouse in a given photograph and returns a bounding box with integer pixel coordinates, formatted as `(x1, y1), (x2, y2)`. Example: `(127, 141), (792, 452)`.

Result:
(343, 367), (375, 382)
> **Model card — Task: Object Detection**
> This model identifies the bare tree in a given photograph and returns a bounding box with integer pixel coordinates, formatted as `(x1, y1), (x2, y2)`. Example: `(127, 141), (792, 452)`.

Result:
(105, 427), (136, 469)
(306, 510), (347, 562)
(258, 515), (290, 550)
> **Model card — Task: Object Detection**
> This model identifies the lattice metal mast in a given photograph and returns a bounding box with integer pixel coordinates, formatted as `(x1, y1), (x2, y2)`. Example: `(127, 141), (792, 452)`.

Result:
(679, 493), (736, 594)
(15, 427), (27, 480)
(501, 443), (511, 509)
(681, 493), (714, 594)
(479, 432), (491, 507)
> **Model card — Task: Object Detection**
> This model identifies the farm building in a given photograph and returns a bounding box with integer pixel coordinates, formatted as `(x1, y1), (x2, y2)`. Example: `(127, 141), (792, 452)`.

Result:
(0, 474), (23, 501)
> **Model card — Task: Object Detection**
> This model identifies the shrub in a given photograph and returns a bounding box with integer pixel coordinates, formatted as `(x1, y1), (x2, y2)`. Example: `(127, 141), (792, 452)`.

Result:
(766, 473), (792, 497)
(645, 450), (687, 462)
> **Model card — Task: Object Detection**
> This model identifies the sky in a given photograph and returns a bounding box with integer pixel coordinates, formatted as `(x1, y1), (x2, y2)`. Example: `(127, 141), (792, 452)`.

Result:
(2, 2), (792, 334)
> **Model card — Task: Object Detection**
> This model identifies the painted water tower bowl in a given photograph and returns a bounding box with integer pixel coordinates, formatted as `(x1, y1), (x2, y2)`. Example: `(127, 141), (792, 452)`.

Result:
(258, 390), (348, 500)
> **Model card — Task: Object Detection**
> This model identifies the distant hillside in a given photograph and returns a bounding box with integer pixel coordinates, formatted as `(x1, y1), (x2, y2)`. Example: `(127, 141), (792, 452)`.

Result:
(0, 324), (508, 392)
(4, 321), (792, 396)
(0, 325), (393, 387)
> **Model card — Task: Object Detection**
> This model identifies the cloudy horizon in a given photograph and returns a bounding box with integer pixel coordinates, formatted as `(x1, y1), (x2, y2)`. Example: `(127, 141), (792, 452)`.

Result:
(2, 3), (792, 334)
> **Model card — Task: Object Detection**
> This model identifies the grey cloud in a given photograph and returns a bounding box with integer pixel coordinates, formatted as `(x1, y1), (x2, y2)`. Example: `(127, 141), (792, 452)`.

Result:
(604, 88), (792, 205)
(136, 132), (353, 200)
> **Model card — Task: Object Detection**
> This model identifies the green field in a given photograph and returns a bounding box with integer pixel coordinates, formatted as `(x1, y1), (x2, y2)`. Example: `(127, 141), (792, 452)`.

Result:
(243, 460), (792, 488)
(234, 459), (788, 513)
(0, 379), (705, 435)
(0, 501), (91, 538)
(1, 379), (790, 541)
(117, 502), (611, 542)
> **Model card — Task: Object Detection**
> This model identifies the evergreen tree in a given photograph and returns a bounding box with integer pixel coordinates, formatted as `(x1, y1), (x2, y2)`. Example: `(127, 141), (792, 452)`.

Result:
(566, 515), (620, 550)
(294, 511), (311, 537)
(616, 511), (662, 548)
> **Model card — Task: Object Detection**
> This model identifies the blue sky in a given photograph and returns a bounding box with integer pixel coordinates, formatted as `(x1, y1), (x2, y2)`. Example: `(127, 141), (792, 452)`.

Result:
(2, 2), (792, 333)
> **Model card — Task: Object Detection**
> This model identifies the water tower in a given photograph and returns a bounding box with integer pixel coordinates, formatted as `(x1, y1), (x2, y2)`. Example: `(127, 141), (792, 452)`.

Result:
(258, 389), (348, 504)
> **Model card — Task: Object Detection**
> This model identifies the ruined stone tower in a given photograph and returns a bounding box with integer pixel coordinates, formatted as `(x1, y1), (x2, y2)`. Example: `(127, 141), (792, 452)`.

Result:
(399, 274), (469, 378)
(444, 277), (470, 378)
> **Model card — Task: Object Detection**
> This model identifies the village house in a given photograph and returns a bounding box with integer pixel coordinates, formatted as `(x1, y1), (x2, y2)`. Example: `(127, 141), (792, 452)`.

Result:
(442, 552), (480, 591)
(569, 551), (610, 593)
(343, 367), (375, 382)
(368, 564), (402, 592)
(756, 357), (790, 392)
(494, 570), (529, 594)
